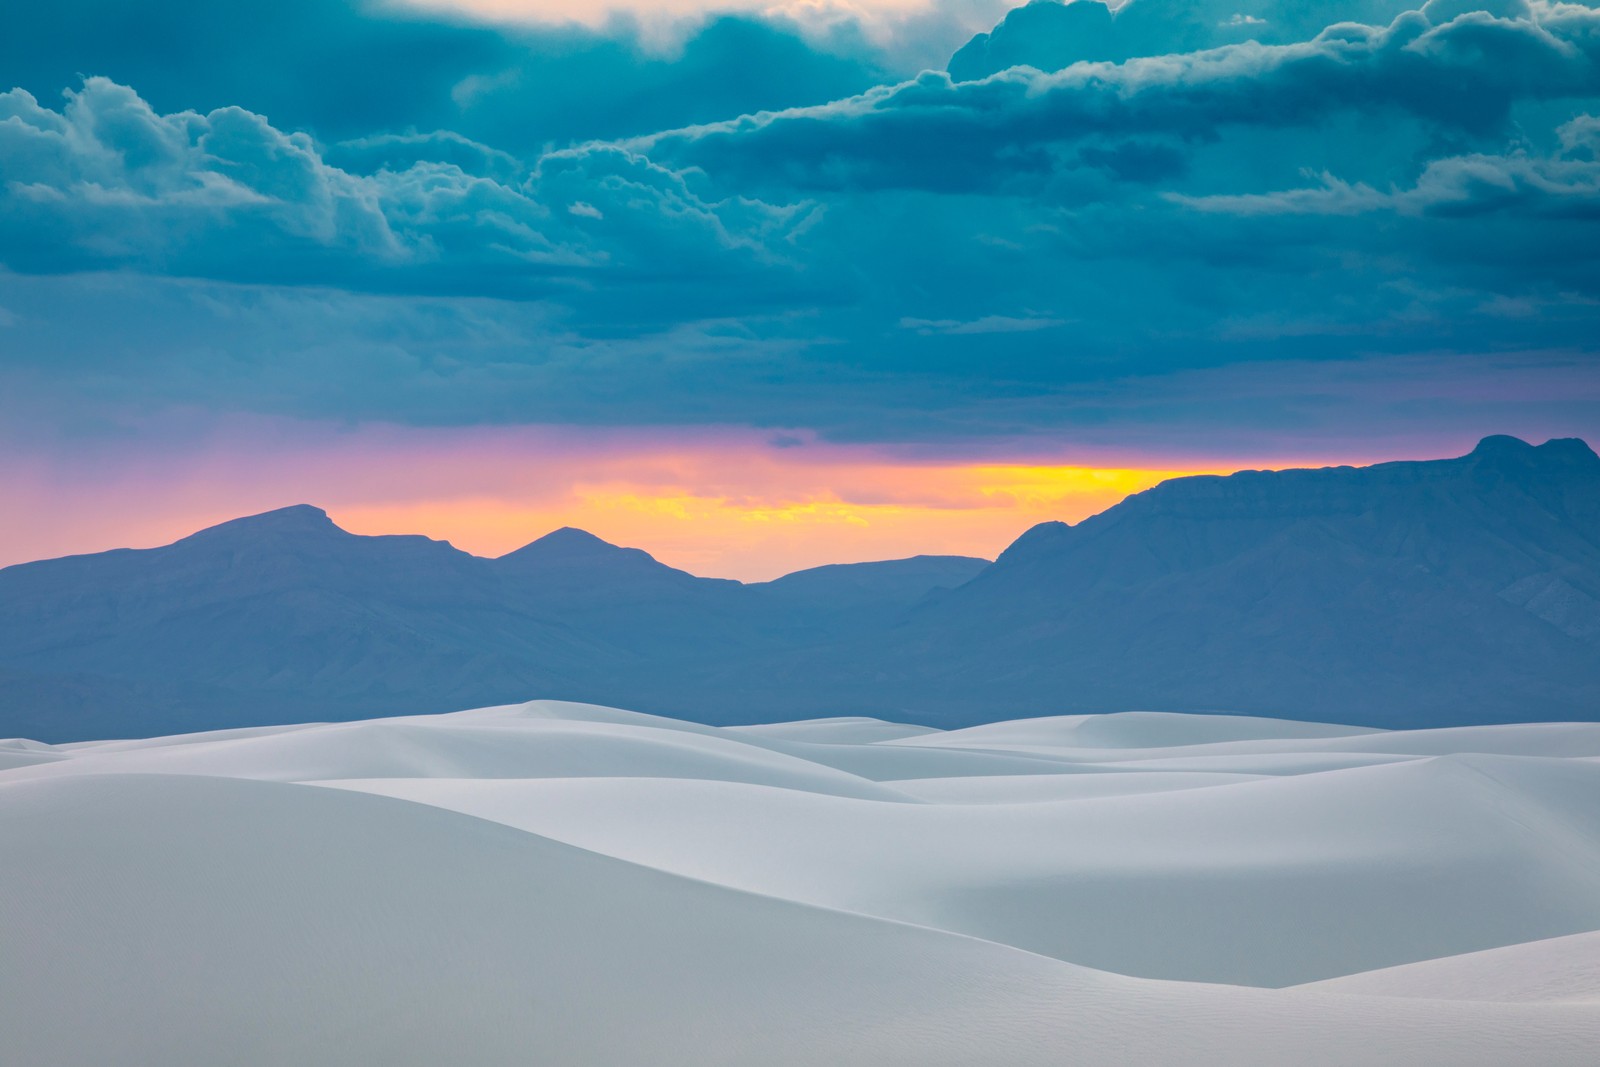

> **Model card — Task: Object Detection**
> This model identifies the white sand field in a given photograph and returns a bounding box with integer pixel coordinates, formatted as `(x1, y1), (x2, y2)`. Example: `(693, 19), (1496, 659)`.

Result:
(4, 701), (1598, 1064)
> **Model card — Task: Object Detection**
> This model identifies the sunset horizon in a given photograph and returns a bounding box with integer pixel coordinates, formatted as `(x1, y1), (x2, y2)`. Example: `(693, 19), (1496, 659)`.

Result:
(2, 427), (1541, 580)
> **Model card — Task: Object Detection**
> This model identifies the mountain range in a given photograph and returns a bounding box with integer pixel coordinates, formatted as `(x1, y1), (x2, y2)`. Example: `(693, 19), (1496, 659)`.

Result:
(2, 434), (1596, 741)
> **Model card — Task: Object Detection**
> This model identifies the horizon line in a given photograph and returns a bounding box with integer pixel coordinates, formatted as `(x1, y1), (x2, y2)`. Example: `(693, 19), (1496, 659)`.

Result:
(8, 432), (1587, 581)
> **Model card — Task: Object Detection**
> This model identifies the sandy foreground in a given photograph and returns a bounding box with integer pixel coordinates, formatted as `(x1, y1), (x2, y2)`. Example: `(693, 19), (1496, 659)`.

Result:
(4, 701), (1599, 1065)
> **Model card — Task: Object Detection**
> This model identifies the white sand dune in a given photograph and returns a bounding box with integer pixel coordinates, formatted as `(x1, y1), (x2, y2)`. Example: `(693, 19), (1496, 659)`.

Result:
(324, 753), (1600, 986)
(893, 768), (1272, 802)
(892, 711), (1384, 750)
(2, 711), (906, 800)
(4, 701), (1599, 1064)
(1299, 930), (1600, 1002)
(725, 716), (944, 743)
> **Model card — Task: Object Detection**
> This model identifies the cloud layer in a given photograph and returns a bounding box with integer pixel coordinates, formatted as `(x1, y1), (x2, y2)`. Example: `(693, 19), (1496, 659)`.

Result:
(1, 0), (1598, 454)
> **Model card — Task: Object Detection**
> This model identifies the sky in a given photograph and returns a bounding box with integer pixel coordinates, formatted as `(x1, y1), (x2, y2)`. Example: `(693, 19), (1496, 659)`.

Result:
(2, 0), (1598, 579)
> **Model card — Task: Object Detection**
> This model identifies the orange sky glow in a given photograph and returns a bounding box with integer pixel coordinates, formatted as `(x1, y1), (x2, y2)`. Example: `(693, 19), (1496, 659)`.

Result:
(0, 421), (1399, 581)
(331, 462), (1220, 579)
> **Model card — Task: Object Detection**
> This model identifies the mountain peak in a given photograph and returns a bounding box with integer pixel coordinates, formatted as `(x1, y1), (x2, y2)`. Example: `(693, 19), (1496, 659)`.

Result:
(183, 505), (342, 543)
(1468, 435), (1599, 474)
(496, 526), (692, 577)
(1469, 434), (1535, 458)
(537, 526), (611, 547)
(994, 519), (1073, 565)
(492, 525), (720, 588)
(499, 526), (626, 561)
(1535, 437), (1600, 465)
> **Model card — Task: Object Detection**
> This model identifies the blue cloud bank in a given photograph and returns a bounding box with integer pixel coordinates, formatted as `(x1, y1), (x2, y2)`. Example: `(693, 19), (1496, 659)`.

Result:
(1, 0), (1597, 448)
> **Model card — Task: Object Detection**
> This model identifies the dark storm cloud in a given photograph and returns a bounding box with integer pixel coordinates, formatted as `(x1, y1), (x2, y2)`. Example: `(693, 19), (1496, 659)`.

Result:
(0, 79), (814, 296)
(0, 0), (887, 150)
(646, 2), (1600, 193)
(947, 0), (1420, 79)
(0, 0), (1597, 448)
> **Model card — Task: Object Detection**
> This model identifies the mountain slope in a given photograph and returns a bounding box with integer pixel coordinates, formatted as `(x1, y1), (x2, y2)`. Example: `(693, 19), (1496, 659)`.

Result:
(748, 554), (988, 632)
(0, 509), (985, 739)
(1, 436), (1597, 739)
(0, 507), (663, 737)
(741, 436), (1600, 727)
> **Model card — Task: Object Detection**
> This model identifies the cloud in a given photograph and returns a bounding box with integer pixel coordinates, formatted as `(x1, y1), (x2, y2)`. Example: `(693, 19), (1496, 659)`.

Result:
(0, 0), (891, 152)
(649, 3), (1600, 194)
(0, 79), (810, 294)
(2, 1), (1599, 456)
(1164, 114), (1600, 294)
(899, 315), (1068, 335)
(947, 0), (1427, 80)
(1174, 125), (1600, 220)
(396, 0), (1016, 64)
(325, 131), (526, 183)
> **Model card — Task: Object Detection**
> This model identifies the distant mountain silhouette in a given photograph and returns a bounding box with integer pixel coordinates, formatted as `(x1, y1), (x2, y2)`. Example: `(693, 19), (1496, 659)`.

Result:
(730, 435), (1599, 729)
(1, 436), (1596, 740)
(0, 507), (987, 739)
(498, 526), (716, 589)
(749, 555), (989, 632)
(0, 505), (601, 738)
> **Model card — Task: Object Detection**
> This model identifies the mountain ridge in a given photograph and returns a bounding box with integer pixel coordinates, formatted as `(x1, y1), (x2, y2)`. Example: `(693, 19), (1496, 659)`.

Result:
(2, 435), (1596, 740)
